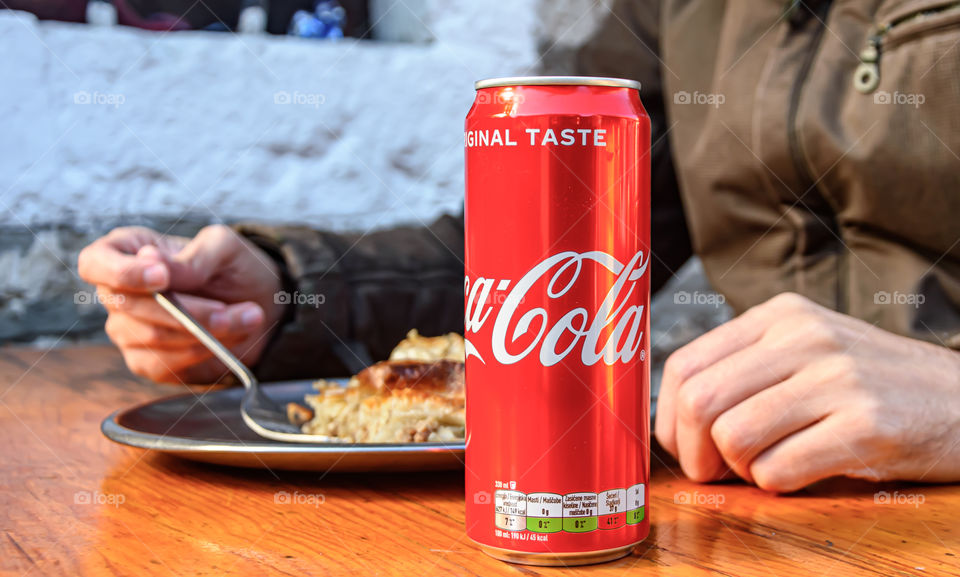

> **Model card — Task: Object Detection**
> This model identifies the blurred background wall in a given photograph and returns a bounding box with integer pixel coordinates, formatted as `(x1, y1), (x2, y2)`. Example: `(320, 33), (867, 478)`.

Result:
(0, 0), (539, 343)
(0, 0), (728, 381)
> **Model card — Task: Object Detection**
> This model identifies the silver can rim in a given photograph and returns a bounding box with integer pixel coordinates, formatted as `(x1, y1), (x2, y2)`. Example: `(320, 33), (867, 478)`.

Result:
(475, 76), (641, 91)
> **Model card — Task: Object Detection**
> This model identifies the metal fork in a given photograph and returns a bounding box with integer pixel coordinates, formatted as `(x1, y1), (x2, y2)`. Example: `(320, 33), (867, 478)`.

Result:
(154, 292), (344, 444)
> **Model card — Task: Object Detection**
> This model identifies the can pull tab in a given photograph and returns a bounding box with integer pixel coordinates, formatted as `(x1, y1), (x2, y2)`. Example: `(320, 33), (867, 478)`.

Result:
(854, 39), (881, 93)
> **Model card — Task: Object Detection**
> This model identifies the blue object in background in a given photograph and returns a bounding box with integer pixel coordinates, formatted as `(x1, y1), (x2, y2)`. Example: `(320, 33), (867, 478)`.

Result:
(289, 1), (346, 39)
(204, 21), (231, 32)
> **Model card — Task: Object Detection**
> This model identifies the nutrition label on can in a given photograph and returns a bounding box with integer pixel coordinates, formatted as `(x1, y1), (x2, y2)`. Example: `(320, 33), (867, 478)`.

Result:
(494, 484), (645, 534)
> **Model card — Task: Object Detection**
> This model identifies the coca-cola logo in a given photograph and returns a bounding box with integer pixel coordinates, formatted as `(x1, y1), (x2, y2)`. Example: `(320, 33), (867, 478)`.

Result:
(464, 250), (649, 366)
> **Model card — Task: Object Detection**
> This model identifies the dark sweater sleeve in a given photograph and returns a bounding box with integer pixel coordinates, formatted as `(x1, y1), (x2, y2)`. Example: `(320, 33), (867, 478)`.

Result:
(235, 214), (465, 380)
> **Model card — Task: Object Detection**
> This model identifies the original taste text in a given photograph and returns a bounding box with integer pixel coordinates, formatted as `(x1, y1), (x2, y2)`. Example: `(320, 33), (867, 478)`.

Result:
(464, 128), (607, 148)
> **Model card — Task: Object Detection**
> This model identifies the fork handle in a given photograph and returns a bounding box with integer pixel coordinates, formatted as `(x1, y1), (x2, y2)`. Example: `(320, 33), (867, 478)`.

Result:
(153, 292), (258, 389)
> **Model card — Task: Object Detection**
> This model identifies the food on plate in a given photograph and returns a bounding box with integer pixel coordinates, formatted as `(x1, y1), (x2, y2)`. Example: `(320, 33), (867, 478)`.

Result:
(288, 330), (465, 442)
(386, 329), (465, 363)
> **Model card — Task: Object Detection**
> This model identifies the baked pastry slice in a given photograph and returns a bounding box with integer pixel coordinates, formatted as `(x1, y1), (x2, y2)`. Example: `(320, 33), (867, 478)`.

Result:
(291, 330), (466, 443)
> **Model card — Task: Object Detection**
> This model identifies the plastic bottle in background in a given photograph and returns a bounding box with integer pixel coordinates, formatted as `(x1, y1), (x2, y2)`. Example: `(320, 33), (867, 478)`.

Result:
(86, 0), (118, 27)
(238, 0), (268, 34)
(289, 1), (345, 39)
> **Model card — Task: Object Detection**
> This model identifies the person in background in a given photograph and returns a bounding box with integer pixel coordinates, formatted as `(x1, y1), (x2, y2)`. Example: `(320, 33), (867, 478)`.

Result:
(78, 0), (960, 492)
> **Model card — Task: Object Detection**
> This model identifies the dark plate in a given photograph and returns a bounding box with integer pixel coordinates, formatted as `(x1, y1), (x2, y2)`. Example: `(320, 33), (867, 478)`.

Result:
(101, 379), (466, 472)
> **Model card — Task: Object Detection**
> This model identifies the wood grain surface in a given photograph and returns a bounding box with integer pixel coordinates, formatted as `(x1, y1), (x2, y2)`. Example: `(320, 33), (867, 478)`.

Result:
(1, 345), (957, 576)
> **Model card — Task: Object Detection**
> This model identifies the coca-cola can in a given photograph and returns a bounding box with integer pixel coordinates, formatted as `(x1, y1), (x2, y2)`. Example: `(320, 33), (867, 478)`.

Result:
(464, 76), (651, 566)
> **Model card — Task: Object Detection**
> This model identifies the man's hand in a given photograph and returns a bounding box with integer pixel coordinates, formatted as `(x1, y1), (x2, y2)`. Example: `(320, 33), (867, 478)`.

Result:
(78, 225), (286, 384)
(656, 292), (960, 492)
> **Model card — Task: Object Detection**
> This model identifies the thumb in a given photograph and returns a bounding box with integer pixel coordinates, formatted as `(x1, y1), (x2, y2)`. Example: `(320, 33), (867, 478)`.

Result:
(163, 225), (242, 293)
(133, 244), (172, 291)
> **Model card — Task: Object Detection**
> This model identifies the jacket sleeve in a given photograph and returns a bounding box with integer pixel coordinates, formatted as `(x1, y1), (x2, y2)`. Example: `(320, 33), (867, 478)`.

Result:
(238, 0), (686, 380)
(235, 215), (465, 380)
(572, 0), (693, 289)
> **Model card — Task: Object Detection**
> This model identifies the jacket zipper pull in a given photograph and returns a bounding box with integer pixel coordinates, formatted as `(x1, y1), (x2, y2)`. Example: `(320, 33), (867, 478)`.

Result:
(854, 29), (884, 93)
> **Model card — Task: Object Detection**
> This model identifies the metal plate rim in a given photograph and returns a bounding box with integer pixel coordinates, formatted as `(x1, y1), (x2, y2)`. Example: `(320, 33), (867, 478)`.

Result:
(100, 384), (466, 459)
(101, 413), (465, 454)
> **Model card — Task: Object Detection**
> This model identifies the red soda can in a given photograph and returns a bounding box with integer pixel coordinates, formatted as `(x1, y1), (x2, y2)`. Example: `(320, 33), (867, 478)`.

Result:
(464, 76), (652, 566)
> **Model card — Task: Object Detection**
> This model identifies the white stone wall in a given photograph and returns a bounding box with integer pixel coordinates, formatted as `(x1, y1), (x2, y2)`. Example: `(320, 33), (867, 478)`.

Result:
(0, 3), (537, 232)
(0, 2), (539, 342)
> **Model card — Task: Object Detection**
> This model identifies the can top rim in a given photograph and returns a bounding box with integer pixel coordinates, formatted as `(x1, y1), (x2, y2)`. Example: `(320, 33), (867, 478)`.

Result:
(475, 76), (641, 91)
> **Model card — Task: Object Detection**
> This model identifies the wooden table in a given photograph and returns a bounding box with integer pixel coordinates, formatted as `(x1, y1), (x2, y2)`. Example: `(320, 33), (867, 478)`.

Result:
(1, 345), (957, 576)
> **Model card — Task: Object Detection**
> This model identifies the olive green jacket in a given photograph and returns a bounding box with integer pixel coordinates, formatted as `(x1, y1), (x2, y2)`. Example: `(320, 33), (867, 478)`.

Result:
(243, 0), (960, 380)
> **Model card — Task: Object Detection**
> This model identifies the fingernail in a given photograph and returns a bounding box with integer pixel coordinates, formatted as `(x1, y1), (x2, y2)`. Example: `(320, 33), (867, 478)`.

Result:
(209, 311), (228, 331)
(143, 264), (167, 287)
(241, 308), (263, 328)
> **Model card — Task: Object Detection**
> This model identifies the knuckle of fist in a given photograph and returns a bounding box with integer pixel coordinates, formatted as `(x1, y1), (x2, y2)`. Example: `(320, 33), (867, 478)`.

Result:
(751, 464), (791, 493)
(814, 322), (842, 349)
(770, 291), (808, 311)
(664, 353), (696, 384)
(683, 462), (717, 484)
(712, 419), (750, 460)
(677, 384), (714, 425)
(815, 355), (865, 394)
(788, 314), (839, 349)
(826, 354), (860, 381)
